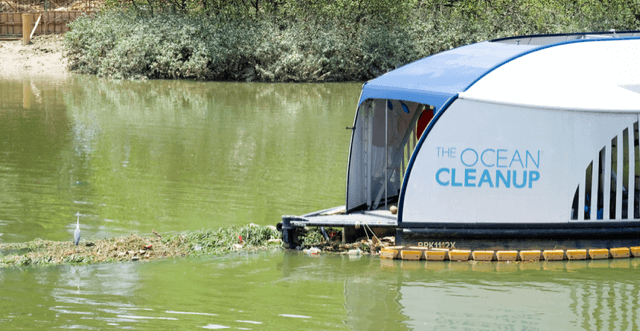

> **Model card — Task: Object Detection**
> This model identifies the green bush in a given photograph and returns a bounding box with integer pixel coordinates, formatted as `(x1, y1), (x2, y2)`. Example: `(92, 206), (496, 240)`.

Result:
(65, 1), (640, 82)
(65, 12), (426, 81)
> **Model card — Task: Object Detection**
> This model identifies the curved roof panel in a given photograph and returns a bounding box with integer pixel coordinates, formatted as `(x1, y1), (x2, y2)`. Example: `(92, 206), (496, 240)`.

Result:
(359, 32), (640, 112)
(460, 38), (640, 111)
(358, 41), (537, 111)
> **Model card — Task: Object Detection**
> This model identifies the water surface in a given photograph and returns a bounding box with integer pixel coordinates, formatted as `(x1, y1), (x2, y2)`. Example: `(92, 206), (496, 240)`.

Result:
(1, 76), (638, 330)
(0, 77), (359, 242)
(2, 252), (639, 330)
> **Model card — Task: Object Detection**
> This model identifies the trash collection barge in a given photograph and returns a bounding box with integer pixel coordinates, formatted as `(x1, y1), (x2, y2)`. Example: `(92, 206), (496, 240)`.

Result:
(281, 31), (640, 254)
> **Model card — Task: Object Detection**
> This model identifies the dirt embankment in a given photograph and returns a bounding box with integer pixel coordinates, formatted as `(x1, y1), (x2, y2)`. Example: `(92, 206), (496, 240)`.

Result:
(0, 225), (284, 267)
(0, 34), (68, 79)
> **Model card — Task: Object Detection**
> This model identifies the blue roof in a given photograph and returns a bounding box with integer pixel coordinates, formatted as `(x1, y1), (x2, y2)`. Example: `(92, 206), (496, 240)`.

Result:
(358, 41), (538, 111)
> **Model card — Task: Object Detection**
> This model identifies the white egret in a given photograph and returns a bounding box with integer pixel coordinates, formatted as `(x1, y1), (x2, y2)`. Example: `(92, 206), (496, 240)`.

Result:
(74, 212), (81, 246)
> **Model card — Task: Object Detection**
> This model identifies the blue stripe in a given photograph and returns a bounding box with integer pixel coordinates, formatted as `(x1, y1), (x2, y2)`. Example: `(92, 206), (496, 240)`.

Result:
(397, 96), (458, 226)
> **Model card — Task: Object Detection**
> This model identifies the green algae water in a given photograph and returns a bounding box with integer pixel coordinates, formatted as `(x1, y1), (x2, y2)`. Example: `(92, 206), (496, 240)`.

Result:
(1, 77), (640, 330)
(0, 77), (357, 243)
(1, 252), (639, 330)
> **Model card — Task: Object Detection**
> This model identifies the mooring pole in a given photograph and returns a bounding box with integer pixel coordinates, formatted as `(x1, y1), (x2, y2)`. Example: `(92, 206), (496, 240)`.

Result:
(22, 13), (32, 45)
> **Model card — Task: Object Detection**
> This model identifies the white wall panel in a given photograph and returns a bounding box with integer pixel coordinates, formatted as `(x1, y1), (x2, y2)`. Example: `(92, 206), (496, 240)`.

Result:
(401, 99), (638, 224)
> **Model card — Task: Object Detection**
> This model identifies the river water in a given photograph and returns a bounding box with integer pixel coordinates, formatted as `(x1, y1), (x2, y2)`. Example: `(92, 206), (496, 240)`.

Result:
(1, 77), (639, 330)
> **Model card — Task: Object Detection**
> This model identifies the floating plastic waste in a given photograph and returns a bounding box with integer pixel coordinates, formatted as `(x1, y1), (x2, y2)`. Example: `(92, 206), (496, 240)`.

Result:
(304, 247), (321, 255)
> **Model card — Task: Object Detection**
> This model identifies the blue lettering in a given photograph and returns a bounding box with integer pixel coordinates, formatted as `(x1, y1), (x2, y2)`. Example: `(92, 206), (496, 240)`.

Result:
(513, 170), (527, 188)
(464, 169), (476, 187)
(509, 150), (524, 168)
(481, 149), (495, 167)
(497, 149), (508, 168)
(461, 148), (478, 167)
(439, 147), (541, 189)
(496, 170), (510, 188)
(440, 168), (539, 189)
(436, 168), (450, 186)
(478, 169), (494, 188)
(451, 168), (463, 187)
(438, 147), (456, 158)
(528, 170), (540, 188)
(526, 150), (540, 169)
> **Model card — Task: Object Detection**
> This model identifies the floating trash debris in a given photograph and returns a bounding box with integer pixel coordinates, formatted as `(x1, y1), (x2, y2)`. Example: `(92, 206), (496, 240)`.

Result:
(304, 247), (321, 255)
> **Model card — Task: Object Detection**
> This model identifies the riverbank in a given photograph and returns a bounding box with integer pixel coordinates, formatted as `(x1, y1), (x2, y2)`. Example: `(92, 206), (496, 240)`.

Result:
(0, 225), (282, 267)
(0, 34), (68, 79)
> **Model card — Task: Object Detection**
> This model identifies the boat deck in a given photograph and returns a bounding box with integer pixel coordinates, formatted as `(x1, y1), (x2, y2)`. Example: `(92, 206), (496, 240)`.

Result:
(283, 205), (398, 228)
(280, 205), (398, 248)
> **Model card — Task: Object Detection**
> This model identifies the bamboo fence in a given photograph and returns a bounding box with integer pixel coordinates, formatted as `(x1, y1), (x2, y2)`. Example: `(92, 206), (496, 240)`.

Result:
(1, 0), (99, 13)
(0, 0), (98, 37)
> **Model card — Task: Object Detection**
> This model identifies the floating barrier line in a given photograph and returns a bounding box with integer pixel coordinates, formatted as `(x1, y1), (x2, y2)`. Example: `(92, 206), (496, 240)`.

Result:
(379, 246), (640, 262)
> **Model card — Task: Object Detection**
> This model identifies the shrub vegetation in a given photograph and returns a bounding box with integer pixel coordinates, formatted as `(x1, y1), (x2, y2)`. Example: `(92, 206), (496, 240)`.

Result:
(65, 0), (640, 81)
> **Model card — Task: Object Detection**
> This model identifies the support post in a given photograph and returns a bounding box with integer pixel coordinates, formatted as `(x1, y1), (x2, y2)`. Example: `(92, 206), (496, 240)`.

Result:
(385, 100), (388, 210)
(395, 228), (403, 246)
(281, 218), (297, 249)
(342, 226), (356, 243)
(22, 13), (32, 45)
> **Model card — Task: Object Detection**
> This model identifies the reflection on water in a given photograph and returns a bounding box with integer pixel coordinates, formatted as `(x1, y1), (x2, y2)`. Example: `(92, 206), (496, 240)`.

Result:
(1, 253), (639, 330)
(0, 77), (360, 243)
(390, 259), (640, 331)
